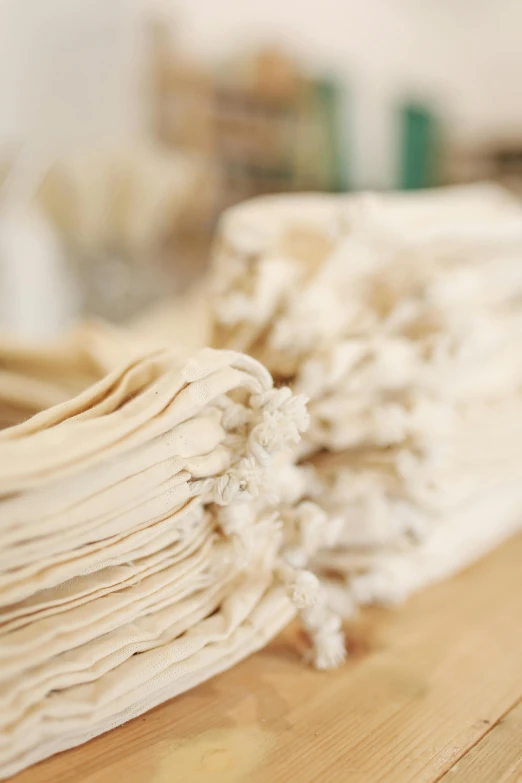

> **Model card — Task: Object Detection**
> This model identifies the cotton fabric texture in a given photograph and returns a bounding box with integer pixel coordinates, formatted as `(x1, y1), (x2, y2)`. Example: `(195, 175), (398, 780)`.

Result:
(0, 325), (320, 778)
(211, 183), (522, 613)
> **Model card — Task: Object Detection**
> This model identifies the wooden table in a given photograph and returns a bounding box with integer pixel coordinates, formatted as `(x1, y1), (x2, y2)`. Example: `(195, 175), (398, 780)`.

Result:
(15, 534), (522, 783)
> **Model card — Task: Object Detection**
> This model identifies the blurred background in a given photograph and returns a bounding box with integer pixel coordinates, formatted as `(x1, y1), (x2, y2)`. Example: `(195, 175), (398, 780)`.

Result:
(1, 0), (521, 337)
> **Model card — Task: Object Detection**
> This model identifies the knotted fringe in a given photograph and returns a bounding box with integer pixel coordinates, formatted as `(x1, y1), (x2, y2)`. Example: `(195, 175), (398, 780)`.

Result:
(190, 386), (309, 505)
(276, 560), (346, 670)
(211, 185), (522, 613)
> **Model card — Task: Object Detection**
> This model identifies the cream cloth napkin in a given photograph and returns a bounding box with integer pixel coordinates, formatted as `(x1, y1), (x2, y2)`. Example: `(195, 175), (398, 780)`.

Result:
(308, 393), (522, 609)
(0, 324), (342, 779)
(38, 145), (208, 258)
(211, 183), (522, 609)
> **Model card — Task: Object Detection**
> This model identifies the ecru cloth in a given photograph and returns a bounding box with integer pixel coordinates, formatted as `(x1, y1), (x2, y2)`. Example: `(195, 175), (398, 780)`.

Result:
(308, 395), (522, 609)
(1, 582), (294, 778)
(211, 184), (522, 608)
(0, 325), (320, 779)
(38, 145), (208, 257)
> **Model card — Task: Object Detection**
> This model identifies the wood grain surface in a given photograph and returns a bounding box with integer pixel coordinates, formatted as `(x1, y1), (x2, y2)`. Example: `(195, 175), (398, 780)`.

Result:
(14, 534), (522, 783)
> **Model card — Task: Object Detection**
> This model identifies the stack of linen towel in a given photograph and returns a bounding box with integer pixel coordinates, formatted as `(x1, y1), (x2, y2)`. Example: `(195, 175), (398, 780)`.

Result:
(3, 182), (522, 777)
(0, 324), (336, 778)
(211, 183), (522, 612)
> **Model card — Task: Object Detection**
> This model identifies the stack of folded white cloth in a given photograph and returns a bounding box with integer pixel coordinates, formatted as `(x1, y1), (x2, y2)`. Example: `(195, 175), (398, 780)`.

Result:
(4, 181), (522, 777)
(211, 183), (522, 612)
(0, 324), (345, 778)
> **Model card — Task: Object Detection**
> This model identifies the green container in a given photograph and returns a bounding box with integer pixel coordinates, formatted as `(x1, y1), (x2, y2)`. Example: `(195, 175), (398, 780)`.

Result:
(314, 76), (350, 192)
(399, 103), (439, 190)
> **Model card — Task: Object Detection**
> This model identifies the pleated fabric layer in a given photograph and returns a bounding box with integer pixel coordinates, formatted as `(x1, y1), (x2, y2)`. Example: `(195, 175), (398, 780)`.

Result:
(211, 183), (522, 613)
(0, 327), (317, 778)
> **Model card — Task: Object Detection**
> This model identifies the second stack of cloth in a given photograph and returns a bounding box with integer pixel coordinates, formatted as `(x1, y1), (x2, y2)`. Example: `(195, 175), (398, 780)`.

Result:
(211, 183), (522, 612)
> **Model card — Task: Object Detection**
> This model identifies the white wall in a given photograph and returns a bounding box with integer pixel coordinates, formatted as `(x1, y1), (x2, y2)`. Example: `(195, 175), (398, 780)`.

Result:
(0, 0), (144, 155)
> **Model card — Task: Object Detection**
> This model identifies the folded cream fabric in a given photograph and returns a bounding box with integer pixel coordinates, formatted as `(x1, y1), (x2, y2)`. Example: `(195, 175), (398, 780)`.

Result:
(38, 145), (208, 258)
(211, 183), (522, 613)
(0, 325), (344, 778)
